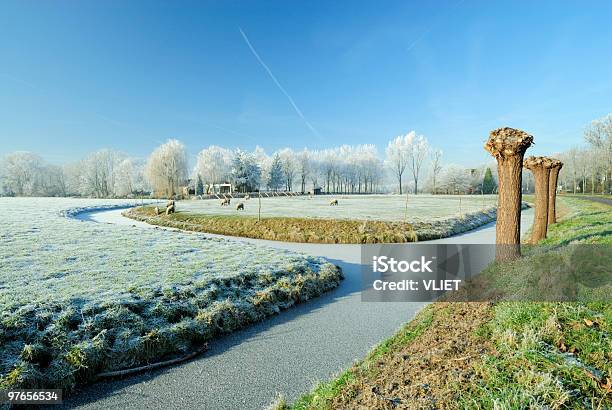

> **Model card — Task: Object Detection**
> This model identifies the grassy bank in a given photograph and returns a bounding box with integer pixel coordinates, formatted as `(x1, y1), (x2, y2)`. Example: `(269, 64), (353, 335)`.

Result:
(283, 197), (611, 409)
(0, 199), (343, 393)
(124, 204), (504, 243)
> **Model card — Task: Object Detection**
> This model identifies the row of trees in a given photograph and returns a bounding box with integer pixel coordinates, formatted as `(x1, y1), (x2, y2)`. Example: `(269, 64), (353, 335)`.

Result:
(1, 131), (534, 199)
(555, 114), (612, 194)
(192, 144), (386, 194)
(0, 150), (148, 198)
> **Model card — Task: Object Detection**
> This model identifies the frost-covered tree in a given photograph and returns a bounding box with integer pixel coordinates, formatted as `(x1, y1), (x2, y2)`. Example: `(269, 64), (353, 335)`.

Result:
(297, 148), (310, 193)
(308, 151), (322, 192)
(319, 149), (336, 193)
(114, 158), (135, 197)
(252, 146), (270, 190)
(194, 145), (232, 191)
(385, 134), (412, 194)
(145, 139), (188, 198)
(39, 164), (67, 197)
(231, 149), (261, 193)
(430, 149), (442, 194)
(0, 151), (72, 197)
(80, 149), (125, 198)
(267, 154), (284, 191)
(440, 165), (471, 194)
(278, 148), (297, 191)
(584, 114), (612, 193)
(406, 133), (429, 194)
(0, 151), (45, 196)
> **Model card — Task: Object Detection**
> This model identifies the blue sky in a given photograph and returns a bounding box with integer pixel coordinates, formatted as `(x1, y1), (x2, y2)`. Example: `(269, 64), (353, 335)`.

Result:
(1, 0), (611, 166)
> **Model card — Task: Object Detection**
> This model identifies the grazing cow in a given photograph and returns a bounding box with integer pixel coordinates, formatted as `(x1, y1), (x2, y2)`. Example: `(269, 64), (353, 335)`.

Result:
(329, 199), (338, 206)
(236, 202), (244, 211)
(245, 194), (250, 200)
(220, 198), (230, 206)
(154, 206), (161, 215)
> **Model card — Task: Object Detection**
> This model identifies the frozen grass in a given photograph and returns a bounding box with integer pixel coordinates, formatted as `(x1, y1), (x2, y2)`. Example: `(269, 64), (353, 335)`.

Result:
(179, 194), (498, 222)
(0, 198), (342, 392)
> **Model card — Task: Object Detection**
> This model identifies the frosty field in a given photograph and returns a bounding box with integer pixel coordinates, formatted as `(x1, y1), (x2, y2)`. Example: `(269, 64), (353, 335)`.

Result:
(179, 194), (498, 222)
(0, 198), (341, 391)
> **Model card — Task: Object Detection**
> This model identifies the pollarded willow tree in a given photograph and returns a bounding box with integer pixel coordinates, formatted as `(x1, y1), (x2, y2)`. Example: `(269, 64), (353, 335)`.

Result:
(484, 127), (533, 261)
(145, 139), (188, 198)
(547, 159), (563, 224)
(523, 156), (555, 243)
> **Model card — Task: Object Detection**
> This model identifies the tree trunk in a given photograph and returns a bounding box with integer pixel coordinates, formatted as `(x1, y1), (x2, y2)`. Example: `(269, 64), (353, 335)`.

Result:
(398, 173), (403, 195)
(530, 166), (549, 243)
(484, 127), (534, 262)
(547, 163), (562, 225)
(495, 155), (524, 259)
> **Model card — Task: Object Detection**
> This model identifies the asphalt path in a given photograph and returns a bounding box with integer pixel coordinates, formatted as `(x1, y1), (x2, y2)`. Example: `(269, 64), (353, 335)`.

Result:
(59, 207), (533, 410)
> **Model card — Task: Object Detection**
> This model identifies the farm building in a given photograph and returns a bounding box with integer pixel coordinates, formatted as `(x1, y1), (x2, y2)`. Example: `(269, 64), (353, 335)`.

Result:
(207, 183), (233, 194)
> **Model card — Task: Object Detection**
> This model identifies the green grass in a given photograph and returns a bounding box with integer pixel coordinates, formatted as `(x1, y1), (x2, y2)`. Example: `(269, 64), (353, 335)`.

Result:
(287, 197), (611, 409)
(455, 198), (611, 408)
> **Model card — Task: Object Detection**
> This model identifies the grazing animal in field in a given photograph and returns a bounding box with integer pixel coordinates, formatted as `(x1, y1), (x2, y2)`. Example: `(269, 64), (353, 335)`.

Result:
(154, 206), (161, 215)
(164, 199), (175, 215)
(236, 202), (244, 211)
(245, 194), (250, 200)
(330, 199), (338, 206)
(220, 198), (230, 206)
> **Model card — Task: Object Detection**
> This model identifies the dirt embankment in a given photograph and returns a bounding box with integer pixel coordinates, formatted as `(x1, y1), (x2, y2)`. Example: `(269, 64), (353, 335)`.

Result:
(327, 303), (493, 409)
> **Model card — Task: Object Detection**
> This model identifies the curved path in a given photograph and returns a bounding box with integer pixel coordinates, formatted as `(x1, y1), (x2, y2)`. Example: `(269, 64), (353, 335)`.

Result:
(61, 208), (533, 410)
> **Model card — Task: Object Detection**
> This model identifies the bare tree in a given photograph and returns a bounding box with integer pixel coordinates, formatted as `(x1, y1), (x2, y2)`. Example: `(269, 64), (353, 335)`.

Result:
(278, 148), (297, 191)
(297, 148), (310, 193)
(584, 114), (612, 193)
(407, 134), (429, 194)
(430, 149), (442, 194)
(385, 134), (410, 194)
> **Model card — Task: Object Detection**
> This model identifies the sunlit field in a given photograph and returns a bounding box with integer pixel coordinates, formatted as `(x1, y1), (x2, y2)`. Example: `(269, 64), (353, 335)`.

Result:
(179, 194), (499, 222)
(0, 198), (341, 391)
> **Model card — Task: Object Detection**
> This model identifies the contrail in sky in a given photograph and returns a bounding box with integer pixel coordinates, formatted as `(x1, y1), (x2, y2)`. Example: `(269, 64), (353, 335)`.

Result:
(239, 27), (322, 140)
